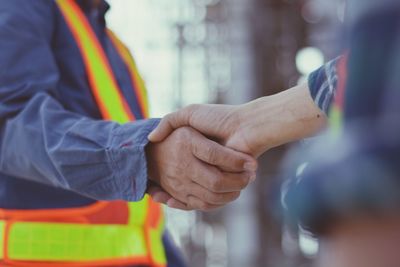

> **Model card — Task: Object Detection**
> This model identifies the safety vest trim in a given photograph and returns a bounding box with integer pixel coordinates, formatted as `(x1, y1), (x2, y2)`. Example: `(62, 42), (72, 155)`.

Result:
(0, 197), (166, 266)
(57, 0), (135, 123)
(107, 30), (150, 118)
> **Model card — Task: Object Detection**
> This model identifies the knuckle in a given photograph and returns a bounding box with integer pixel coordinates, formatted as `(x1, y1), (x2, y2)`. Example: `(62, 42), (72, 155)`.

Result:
(174, 127), (189, 140)
(201, 190), (211, 202)
(210, 174), (223, 191)
(168, 112), (183, 127)
(233, 157), (245, 168)
(204, 191), (217, 202)
(198, 201), (212, 211)
(191, 141), (200, 157)
(237, 174), (250, 188)
(211, 192), (225, 204)
(205, 145), (217, 163)
(164, 113), (174, 122)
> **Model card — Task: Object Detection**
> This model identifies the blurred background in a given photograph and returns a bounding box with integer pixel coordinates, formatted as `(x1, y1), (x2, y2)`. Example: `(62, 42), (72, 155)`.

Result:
(106, 0), (343, 266)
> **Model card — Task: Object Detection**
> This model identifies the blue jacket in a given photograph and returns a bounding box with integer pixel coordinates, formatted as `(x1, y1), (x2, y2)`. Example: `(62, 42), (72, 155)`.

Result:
(0, 0), (186, 266)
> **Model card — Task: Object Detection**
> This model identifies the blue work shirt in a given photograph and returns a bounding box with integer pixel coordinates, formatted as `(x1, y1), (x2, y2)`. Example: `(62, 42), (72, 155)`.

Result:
(0, 0), (186, 266)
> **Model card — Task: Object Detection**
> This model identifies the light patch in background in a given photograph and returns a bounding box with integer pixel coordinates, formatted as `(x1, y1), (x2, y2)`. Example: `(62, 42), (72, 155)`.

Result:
(106, 0), (175, 117)
(106, 0), (211, 118)
(296, 47), (324, 75)
(299, 231), (319, 257)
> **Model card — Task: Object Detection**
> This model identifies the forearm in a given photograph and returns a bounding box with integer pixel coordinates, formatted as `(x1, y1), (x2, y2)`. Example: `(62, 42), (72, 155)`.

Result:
(237, 82), (327, 154)
(0, 1), (157, 202)
(0, 93), (159, 201)
(149, 80), (330, 158)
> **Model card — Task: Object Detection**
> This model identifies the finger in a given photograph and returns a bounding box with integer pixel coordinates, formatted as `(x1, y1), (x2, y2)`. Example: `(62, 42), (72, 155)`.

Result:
(167, 198), (193, 211)
(187, 195), (223, 211)
(191, 135), (258, 172)
(148, 110), (191, 142)
(187, 182), (241, 205)
(190, 160), (255, 193)
(148, 185), (173, 204)
(158, 179), (197, 207)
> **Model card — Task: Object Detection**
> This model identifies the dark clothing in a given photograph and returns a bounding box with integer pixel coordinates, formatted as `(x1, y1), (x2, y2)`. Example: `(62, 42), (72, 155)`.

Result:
(308, 57), (340, 115)
(283, 0), (400, 235)
(0, 0), (186, 266)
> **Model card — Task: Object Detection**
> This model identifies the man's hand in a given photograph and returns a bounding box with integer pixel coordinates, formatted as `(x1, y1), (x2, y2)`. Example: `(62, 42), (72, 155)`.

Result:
(146, 127), (257, 211)
(149, 83), (327, 158)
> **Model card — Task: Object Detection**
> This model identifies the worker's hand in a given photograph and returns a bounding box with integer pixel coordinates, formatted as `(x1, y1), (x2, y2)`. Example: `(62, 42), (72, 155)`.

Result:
(148, 83), (327, 158)
(146, 127), (257, 211)
(148, 103), (261, 157)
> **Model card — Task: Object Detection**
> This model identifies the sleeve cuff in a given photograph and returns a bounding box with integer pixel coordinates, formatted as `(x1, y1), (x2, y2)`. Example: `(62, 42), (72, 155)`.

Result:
(108, 118), (160, 202)
(308, 57), (341, 115)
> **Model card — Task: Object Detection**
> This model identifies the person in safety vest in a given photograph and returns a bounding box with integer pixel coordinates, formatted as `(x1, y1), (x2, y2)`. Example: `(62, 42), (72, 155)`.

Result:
(0, 1), (258, 266)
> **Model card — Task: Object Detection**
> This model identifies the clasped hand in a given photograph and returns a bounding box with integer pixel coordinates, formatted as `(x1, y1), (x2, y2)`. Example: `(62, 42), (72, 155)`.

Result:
(146, 84), (326, 211)
(146, 104), (259, 211)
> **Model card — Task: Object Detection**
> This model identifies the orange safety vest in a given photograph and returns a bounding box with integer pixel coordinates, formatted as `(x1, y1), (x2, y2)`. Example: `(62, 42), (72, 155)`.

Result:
(0, 0), (166, 266)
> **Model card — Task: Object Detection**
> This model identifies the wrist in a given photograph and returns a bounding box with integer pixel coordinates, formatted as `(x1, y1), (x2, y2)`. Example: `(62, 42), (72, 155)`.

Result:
(237, 97), (279, 154)
(237, 83), (327, 155)
(145, 142), (160, 184)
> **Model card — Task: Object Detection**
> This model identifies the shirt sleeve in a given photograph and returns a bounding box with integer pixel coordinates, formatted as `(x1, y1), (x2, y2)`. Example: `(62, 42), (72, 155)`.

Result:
(308, 57), (341, 115)
(0, 0), (155, 202)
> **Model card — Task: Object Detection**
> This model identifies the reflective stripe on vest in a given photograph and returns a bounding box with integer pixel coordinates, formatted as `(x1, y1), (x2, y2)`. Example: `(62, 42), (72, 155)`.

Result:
(329, 54), (348, 134)
(57, 0), (135, 123)
(107, 29), (150, 119)
(0, 0), (167, 266)
(0, 197), (166, 267)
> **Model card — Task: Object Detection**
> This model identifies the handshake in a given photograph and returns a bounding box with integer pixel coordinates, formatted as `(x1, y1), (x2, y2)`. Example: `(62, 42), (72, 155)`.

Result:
(145, 84), (326, 211)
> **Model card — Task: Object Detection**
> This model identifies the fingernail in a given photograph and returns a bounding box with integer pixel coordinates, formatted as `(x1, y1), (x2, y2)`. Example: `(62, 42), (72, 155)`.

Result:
(244, 162), (257, 171)
(147, 131), (156, 140)
(249, 173), (257, 183)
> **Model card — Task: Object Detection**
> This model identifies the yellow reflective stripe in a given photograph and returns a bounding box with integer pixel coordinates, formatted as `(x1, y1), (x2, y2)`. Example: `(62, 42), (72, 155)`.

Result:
(56, 0), (132, 123)
(128, 195), (149, 226)
(106, 30), (150, 118)
(132, 68), (150, 118)
(120, 48), (150, 118)
(127, 196), (166, 265)
(149, 222), (167, 265)
(0, 221), (4, 259)
(329, 104), (343, 136)
(4, 222), (147, 262)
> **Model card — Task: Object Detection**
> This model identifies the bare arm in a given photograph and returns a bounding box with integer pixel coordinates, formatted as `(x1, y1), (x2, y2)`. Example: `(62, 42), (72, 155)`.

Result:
(149, 82), (327, 158)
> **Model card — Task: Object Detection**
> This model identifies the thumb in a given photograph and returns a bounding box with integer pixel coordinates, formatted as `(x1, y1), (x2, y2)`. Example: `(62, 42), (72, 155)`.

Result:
(148, 116), (175, 142)
(148, 110), (190, 142)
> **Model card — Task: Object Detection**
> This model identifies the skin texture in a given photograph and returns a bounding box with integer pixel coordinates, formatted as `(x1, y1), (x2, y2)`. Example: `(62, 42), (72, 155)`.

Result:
(148, 83), (327, 209)
(146, 127), (257, 211)
(149, 83), (327, 158)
